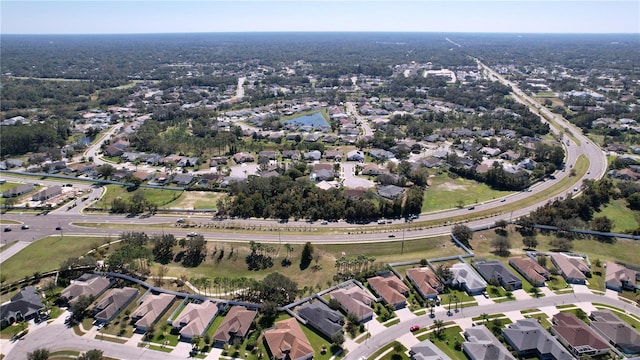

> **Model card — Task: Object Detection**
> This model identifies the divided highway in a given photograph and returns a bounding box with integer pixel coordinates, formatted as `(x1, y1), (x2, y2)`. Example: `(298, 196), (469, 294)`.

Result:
(0, 60), (608, 252)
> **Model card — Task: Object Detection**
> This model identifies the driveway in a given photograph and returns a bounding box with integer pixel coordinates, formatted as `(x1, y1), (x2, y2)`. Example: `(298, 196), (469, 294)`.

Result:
(341, 162), (375, 189)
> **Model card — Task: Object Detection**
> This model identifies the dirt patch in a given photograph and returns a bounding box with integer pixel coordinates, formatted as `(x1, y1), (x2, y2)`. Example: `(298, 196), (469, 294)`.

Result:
(436, 183), (468, 191)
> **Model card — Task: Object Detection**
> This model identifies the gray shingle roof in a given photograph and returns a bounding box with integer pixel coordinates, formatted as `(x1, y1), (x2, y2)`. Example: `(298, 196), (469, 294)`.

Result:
(502, 318), (573, 360)
(297, 301), (344, 338)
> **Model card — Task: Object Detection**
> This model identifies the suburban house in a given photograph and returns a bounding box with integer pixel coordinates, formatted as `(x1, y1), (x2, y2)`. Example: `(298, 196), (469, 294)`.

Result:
(362, 164), (385, 176)
(347, 150), (365, 162)
(405, 267), (444, 299)
(172, 173), (195, 186)
(369, 148), (395, 160)
(61, 274), (111, 307)
(324, 150), (343, 161)
(550, 253), (590, 284)
(463, 325), (515, 360)
(509, 257), (550, 287)
(263, 318), (313, 360)
(131, 293), (175, 332)
(297, 301), (344, 339)
(93, 287), (139, 323)
(551, 312), (611, 357)
(589, 310), (640, 356)
(473, 260), (522, 290)
(212, 306), (258, 346)
(605, 262), (637, 292)
(377, 184), (405, 200)
(502, 318), (573, 360)
(303, 150), (322, 161)
(172, 300), (219, 340)
(2, 183), (35, 198)
(311, 163), (335, 181)
(282, 150), (301, 161)
(232, 152), (255, 164)
(258, 150), (278, 161)
(449, 263), (487, 295)
(31, 185), (63, 202)
(409, 339), (450, 360)
(368, 275), (409, 309)
(0, 286), (44, 326)
(329, 286), (376, 323)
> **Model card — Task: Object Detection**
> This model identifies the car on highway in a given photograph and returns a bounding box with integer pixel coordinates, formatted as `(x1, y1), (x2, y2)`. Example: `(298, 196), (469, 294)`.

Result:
(56, 226), (63, 231)
(4, 227), (11, 232)
(21, 224), (29, 230)
(320, 221), (328, 225)
(410, 325), (420, 332)
(388, 234), (396, 238)
(176, 218), (185, 223)
(468, 206), (475, 210)
(500, 198), (506, 202)
(186, 232), (198, 237)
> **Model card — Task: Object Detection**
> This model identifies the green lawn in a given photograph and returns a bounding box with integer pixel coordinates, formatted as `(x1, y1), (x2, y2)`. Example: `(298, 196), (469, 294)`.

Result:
(94, 184), (183, 209)
(423, 174), (511, 212)
(597, 198), (639, 233)
(0, 235), (106, 284)
(418, 326), (466, 360)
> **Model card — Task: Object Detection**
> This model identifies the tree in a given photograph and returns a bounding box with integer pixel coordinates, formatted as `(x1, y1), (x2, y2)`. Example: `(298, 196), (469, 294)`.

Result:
(550, 238), (573, 252)
(331, 332), (345, 346)
(78, 349), (104, 360)
(182, 235), (206, 267)
(433, 319), (445, 339)
(491, 235), (511, 254)
(71, 295), (94, 321)
(529, 287), (541, 298)
(152, 234), (177, 264)
(452, 224), (473, 249)
(257, 272), (298, 306)
(435, 264), (453, 283)
(27, 348), (50, 360)
(523, 235), (538, 249)
(96, 164), (114, 179)
(590, 216), (613, 233)
(300, 242), (314, 270)
(627, 193), (640, 210)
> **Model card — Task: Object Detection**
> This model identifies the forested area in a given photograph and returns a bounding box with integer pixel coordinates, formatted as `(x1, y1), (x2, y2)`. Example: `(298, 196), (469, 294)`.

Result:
(520, 177), (640, 236)
(217, 175), (424, 222)
(0, 119), (71, 157)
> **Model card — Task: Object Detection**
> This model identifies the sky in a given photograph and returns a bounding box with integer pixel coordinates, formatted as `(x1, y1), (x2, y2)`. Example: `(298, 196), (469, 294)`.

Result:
(1, 0), (639, 35)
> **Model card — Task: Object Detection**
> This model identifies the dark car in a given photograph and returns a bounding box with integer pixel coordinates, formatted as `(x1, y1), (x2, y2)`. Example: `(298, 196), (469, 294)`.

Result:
(3, 227), (11, 232)
(21, 224), (29, 230)
(56, 226), (63, 231)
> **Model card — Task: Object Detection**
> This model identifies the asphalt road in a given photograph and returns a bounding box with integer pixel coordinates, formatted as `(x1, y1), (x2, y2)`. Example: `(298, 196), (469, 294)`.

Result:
(344, 292), (640, 360)
(0, 59), (608, 255)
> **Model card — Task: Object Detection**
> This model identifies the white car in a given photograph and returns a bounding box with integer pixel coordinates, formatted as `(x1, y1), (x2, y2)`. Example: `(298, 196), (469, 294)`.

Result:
(186, 232), (198, 237)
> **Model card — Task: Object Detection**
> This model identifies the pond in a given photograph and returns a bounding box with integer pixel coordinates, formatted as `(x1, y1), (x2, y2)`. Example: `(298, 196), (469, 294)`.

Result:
(282, 112), (329, 128)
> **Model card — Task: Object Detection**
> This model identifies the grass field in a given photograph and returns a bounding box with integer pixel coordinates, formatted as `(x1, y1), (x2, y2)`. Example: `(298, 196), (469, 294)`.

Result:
(471, 225), (640, 265)
(597, 198), (639, 233)
(94, 184), (183, 209)
(423, 173), (511, 212)
(0, 235), (112, 284)
(165, 191), (225, 210)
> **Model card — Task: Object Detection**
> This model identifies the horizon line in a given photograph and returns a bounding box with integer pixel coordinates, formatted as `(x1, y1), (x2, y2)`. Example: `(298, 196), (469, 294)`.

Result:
(2, 30), (639, 36)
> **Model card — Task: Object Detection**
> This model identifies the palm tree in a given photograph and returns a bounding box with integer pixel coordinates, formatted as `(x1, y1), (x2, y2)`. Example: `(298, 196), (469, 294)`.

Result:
(433, 319), (445, 339)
